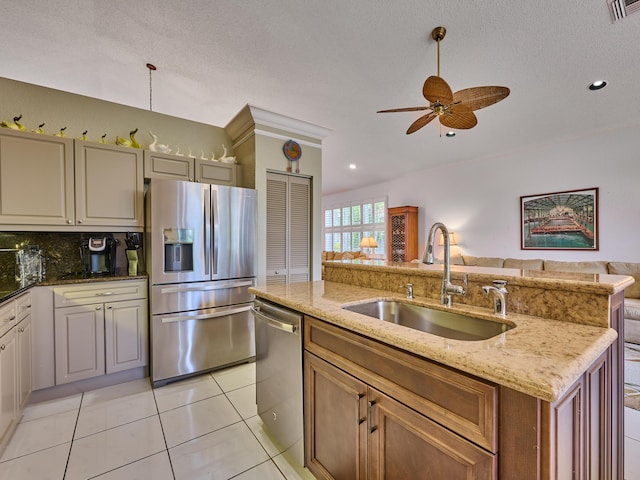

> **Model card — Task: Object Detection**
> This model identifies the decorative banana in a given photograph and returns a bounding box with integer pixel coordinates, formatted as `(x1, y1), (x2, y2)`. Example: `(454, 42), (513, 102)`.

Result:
(1, 114), (27, 131)
(32, 123), (46, 134)
(116, 128), (140, 148)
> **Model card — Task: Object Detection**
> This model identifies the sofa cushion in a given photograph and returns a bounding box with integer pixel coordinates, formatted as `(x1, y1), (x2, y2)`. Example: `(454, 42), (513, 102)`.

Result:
(626, 298), (640, 320)
(463, 255), (504, 268)
(450, 255), (464, 265)
(543, 260), (608, 274)
(608, 262), (640, 299)
(503, 258), (544, 270)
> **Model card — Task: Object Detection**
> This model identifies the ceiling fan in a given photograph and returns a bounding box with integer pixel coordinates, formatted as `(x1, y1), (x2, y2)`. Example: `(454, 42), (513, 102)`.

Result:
(377, 26), (510, 135)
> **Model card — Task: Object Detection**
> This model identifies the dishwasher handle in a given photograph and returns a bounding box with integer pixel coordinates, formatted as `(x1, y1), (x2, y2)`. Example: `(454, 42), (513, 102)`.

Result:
(252, 306), (300, 334)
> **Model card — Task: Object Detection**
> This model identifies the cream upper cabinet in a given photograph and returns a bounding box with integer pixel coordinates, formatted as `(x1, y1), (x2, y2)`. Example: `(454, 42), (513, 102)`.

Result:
(0, 130), (144, 231)
(74, 140), (144, 228)
(0, 129), (75, 226)
(194, 159), (237, 186)
(143, 150), (194, 182)
(143, 150), (238, 186)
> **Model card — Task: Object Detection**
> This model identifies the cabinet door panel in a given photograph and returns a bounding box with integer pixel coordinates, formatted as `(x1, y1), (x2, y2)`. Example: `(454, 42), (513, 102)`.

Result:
(305, 352), (367, 480)
(54, 305), (105, 384)
(0, 130), (74, 226)
(0, 328), (17, 446)
(195, 159), (236, 185)
(369, 389), (497, 480)
(105, 299), (147, 374)
(74, 140), (143, 228)
(17, 317), (31, 409)
(144, 150), (194, 181)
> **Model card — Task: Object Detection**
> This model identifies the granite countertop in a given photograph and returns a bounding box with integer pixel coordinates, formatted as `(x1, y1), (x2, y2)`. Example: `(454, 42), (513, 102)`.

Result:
(250, 280), (618, 403)
(0, 273), (148, 304)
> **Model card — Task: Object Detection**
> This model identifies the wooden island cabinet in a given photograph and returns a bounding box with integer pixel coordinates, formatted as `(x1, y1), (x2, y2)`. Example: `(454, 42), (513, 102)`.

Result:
(254, 259), (626, 480)
(302, 303), (622, 480)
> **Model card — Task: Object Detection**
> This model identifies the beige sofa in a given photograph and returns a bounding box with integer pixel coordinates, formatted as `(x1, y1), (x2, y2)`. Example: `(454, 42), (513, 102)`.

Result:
(321, 250), (368, 279)
(452, 255), (640, 344)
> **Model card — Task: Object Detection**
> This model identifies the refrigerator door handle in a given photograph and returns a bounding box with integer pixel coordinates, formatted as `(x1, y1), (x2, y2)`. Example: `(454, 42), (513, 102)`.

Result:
(204, 186), (211, 276)
(212, 187), (219, 276)
(159, 280), (254, 294)
(161, 304), (252, 323)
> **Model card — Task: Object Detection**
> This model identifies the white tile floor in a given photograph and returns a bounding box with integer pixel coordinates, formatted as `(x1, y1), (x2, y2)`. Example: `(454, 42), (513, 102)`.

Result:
(0, 363), (316, 480)
(2, 362), (640, 479)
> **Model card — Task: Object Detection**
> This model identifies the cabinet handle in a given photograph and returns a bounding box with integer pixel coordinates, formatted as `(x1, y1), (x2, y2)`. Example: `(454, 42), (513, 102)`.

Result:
(357, 392), (366, 424)
(95, 292), (114, 296)
(4, 315), (16, 323)
(368, 400), (377, 433)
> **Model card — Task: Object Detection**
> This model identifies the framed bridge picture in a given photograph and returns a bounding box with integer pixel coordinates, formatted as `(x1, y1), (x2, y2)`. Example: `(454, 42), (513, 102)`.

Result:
(520, 187), (598, 251)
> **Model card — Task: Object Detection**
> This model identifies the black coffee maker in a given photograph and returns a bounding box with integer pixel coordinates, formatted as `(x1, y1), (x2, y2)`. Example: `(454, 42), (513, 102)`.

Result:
(82, 237), (118, 275)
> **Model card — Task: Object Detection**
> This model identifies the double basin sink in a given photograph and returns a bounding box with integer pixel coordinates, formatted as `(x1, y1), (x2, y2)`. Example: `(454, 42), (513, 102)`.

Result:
(342, 300), (512, 341)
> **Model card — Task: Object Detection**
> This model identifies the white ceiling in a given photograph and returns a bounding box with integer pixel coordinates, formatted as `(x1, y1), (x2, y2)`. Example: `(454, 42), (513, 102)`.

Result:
(2, 1), (639, 195)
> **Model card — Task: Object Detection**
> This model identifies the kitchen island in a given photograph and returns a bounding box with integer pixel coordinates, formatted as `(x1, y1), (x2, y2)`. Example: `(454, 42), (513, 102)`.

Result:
(251, 259), (631, 479)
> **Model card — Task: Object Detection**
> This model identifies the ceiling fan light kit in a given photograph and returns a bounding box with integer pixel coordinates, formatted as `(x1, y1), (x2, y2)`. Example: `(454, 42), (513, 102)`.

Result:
(377, 26), (510, 135)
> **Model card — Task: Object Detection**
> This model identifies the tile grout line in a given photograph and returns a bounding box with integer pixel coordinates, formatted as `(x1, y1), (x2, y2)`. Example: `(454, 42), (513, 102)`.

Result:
(62, 392), (84, 480)
(152, 383), (177, 480)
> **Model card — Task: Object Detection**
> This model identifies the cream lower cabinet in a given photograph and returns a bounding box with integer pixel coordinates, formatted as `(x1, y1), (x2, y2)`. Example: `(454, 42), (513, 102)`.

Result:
(0, 327), (17, 451)
(15, 292), (31, 411)
(53, 280), (147, 385)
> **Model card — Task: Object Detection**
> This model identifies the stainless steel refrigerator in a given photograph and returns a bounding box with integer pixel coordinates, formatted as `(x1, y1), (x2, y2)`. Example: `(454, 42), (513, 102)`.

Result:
(146, 179), (257, 387)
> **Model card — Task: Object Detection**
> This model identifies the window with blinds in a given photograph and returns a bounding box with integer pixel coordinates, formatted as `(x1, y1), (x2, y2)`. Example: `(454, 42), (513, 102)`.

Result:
(323, 199), (387, 256)
(266, 172), (310, 285)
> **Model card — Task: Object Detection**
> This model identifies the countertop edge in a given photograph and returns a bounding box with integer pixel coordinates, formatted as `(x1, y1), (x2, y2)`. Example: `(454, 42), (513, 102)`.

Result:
(250, 281), (617, 403)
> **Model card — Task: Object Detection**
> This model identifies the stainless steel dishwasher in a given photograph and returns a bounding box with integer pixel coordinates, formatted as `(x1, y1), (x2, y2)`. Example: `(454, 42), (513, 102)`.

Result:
(252, 298), (304, 466)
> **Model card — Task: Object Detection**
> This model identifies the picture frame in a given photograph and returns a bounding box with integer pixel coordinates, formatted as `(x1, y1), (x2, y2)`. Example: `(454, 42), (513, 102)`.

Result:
(520, 187), (598, 251)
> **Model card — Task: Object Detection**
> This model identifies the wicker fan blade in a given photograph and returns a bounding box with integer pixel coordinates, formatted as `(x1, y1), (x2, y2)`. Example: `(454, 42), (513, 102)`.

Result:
(423, 76), (453, 104)
(377, 106), (432, 113)
(406, 112), (437, 134)
(440, 104), (478, 129)
(452, 86), (510, 111)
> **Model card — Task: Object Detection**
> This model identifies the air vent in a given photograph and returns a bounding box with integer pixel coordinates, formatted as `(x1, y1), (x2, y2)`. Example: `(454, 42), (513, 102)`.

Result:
(609, 0), (640, 21)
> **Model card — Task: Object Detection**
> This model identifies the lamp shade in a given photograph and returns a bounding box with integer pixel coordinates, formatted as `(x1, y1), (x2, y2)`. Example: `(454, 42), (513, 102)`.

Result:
(359, 237), (378, 249)
(438, 232), (458, 246)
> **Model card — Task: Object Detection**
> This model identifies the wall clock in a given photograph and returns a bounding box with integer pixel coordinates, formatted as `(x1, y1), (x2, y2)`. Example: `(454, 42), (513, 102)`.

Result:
(283, 140), (301, 173)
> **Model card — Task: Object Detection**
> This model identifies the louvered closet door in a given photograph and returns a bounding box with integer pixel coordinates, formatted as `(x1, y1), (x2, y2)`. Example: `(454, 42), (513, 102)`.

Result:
(266, 172), (310, 285)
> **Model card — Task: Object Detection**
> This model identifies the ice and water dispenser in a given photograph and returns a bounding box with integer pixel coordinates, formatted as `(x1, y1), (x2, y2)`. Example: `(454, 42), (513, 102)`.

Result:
(163, 228), (194, 272)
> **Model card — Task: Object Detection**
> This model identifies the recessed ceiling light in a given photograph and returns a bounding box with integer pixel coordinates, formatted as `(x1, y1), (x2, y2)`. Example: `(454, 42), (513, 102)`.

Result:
(588, 80), (607, 91)
(349, 164), (357, 170)
(445, 132), (456, 137)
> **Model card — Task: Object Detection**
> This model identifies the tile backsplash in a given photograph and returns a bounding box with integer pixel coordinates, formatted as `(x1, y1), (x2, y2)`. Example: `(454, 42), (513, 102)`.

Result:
(0, 232), (145, 281)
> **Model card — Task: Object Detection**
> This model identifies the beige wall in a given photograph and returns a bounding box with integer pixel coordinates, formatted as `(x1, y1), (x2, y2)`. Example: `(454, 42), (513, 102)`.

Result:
(0, 77), (231, 158)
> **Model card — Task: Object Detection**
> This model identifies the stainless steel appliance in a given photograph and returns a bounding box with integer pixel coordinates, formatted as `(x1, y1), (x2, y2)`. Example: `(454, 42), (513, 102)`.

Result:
(81, 237), (117, 275)
(253, 298), (304, 466)
(146, 179), (257, 387)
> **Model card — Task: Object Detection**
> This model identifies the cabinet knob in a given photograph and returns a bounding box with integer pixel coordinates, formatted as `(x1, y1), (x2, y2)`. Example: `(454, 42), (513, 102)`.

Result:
(67, 219), (72, 224)
(106, 305), (112, 310)
(19, 327), (25, 333)
(96, 306), (102, 310)
(0, 344), (5, 351)
(78, 219), (83, 224)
